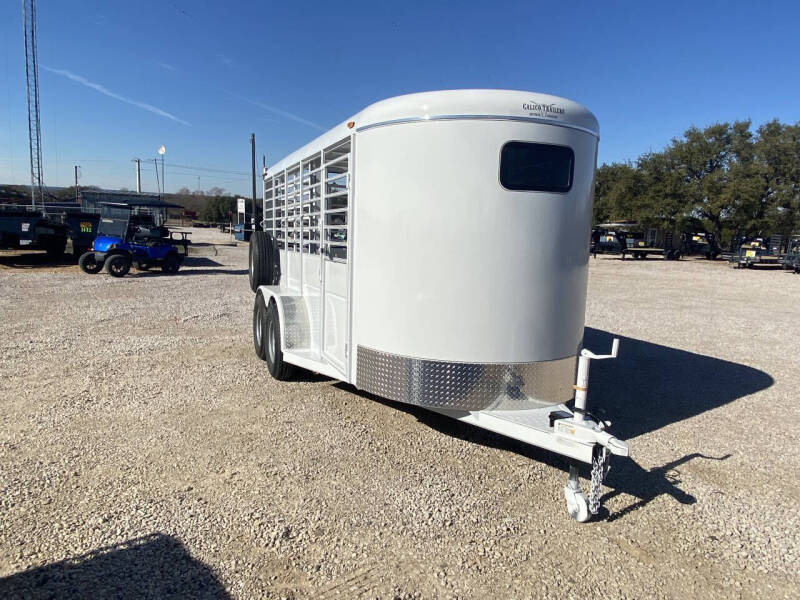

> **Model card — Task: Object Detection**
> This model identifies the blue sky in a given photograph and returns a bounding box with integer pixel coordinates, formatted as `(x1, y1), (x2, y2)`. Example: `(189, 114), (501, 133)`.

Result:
(1, 0), (798, 196)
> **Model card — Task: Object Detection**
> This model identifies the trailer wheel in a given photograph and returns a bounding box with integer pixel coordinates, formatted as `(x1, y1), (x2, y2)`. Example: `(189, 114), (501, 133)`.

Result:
(264, 299), (294, 380)
(253, 292), (267, 360)
(78, 252), (103, 274)
(105, 253), (131, 277)
(44, 237), (67, 258)
(249, 231), (277, 292)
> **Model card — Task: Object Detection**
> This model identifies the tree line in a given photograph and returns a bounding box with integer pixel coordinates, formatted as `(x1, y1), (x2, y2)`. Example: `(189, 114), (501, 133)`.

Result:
(594, 119), (800, 250)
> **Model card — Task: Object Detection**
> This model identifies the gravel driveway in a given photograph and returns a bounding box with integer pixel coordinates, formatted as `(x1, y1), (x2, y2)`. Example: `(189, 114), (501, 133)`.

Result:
(1, 232), (798, 599)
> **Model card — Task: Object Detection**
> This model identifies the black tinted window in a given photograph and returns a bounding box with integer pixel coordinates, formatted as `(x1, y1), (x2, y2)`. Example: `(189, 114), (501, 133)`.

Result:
(500, 142), (574, 192)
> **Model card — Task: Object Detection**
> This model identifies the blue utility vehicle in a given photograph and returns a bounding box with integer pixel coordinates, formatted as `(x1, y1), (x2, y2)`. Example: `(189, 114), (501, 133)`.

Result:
(79, 199), (189, 277)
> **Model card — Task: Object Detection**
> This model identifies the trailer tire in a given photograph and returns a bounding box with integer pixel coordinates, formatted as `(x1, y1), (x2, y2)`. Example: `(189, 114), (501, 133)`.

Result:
(78, 252), (103, 274)
(253, 292), (267, 360)
(105, 253), (131, 277)
(264, 299), (294, 380)
(44, 237), (67, 258)
(249, 231), (277, 292)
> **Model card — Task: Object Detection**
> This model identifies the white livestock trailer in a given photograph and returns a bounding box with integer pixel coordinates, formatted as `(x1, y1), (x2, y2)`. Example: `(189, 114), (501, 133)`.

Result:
(249, 90), (628, 521)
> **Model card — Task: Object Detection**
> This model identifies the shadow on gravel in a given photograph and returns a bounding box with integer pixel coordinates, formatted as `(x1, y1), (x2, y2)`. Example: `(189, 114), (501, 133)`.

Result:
(181, 257), (223, 267)
(131, 266), (248, 277)
(0, 533), (229, 599)
(0, 251), (78, 268)
(600, 452), (731, 522)
(582, 327), (773, 440)
(336, 327), (771, 521)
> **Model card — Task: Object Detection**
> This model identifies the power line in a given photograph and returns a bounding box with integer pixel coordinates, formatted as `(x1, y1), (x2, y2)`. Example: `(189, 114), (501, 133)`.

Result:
(162, 162), (248, 175)
(138, 167), (249, 183)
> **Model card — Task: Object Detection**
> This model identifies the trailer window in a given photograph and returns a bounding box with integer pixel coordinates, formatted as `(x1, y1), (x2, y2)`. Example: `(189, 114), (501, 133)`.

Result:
(499, 142), (574, 193)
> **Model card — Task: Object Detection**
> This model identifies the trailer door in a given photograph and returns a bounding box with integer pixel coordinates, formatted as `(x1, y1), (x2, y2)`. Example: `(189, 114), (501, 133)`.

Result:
(320, 137), (352, 374)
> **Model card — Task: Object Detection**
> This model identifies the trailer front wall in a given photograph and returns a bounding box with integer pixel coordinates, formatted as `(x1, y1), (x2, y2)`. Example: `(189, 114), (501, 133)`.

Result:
(351, 119), (597, 409)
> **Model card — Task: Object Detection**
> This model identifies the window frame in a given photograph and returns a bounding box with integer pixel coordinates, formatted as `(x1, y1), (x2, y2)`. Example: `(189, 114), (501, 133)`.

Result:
(498, 141), (575, 194)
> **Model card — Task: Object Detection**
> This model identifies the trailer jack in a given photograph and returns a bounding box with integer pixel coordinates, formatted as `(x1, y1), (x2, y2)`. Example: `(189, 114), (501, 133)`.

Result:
(562, 339), (629, 522)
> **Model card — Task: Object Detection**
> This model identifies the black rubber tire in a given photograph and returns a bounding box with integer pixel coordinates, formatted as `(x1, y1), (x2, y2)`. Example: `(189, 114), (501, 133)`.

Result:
(249, 231), (278, 292)
(78, 252), (103, 274)
(44, 237), (67, 258)
(161, 253), (180, 274)
(105, 253), (131, 277)
(135, 261), (152, 271)
(264, 299), (294, 380)
(253, 292), (267, 360)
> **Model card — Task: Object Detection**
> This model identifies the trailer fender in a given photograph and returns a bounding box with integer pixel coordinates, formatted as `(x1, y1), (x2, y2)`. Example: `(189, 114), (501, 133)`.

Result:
(256, 287), (312, 354)
(257, 286), (294, 353)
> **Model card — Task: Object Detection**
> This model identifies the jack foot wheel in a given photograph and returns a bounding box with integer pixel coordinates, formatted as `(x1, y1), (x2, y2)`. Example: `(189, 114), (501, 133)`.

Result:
(565, 486), (590, 523)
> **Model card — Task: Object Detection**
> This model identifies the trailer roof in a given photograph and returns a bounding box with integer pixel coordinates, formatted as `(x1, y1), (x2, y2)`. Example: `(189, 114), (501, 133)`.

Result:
(266, 89), (599, 174)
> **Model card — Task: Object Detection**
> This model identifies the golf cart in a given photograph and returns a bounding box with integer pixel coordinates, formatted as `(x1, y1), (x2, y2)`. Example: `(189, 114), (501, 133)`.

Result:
(79, 200), (190, 277)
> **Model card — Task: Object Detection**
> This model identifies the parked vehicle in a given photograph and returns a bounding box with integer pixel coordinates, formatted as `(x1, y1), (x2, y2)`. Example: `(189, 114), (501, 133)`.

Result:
(681, 231), (720, 259)
(591, 227), (627, 254)
(248, 90), (628, 522)
(729, 236), (779, 269)
(0, 205), (69, 257)
(779, 235), (800, 272)
(596, 223), (720, 261)
(79, 199), (189, 277)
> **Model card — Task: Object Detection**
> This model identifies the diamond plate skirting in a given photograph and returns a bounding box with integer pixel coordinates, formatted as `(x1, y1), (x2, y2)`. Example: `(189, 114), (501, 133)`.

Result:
(355, 346), (576, 411)
(281, 296), (311, 350)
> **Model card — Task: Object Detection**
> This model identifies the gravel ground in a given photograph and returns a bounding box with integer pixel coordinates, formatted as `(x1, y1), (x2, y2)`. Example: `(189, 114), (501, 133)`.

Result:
(1, 231), (798, 599)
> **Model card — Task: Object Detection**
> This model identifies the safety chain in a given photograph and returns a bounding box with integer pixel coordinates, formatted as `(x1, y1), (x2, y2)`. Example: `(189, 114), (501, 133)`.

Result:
(589, 447), (610, 515)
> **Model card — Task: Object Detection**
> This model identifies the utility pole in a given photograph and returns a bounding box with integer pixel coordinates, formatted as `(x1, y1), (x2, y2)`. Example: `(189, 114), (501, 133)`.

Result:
(23, 0), (45, 213)
(133, 158), (142, 193)
(74, 165), (79, 203)
(154, 158), (161, 195)
(251, 133), (257, 231)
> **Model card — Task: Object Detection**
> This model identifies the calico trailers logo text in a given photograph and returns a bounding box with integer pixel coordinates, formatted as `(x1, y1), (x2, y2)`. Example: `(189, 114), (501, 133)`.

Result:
(522, 101), (565, 115)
